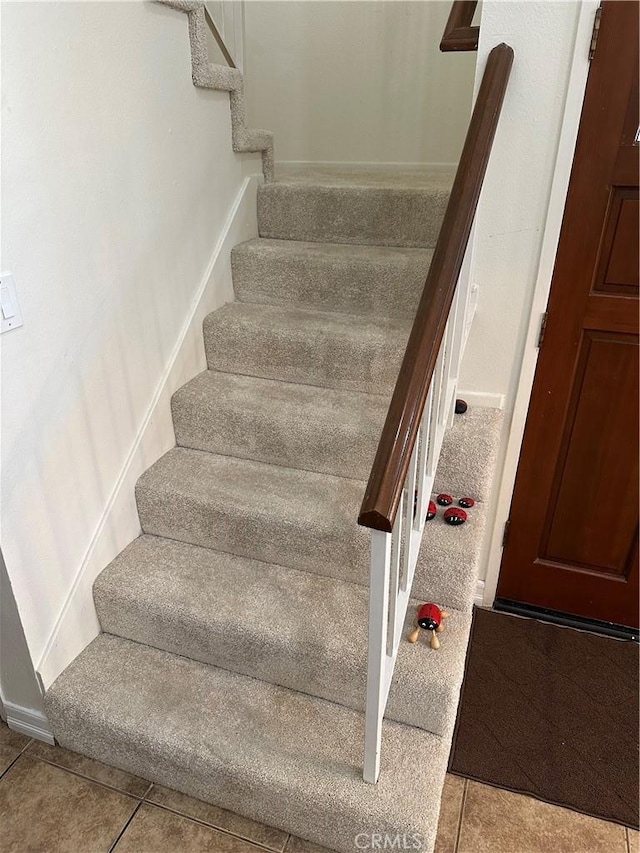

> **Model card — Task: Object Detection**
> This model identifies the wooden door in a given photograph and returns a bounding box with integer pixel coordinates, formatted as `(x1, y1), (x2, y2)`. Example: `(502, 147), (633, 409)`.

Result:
(497, 1), (639, 629)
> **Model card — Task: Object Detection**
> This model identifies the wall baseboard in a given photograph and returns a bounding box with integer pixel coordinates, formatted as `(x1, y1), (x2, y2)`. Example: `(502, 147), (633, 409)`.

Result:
(474, 579), (486, 607)
(35, 174), (261, 691)
(276, 160), (458, 172)
(4, 700), (55, 744)
(456, 390), (505, 410)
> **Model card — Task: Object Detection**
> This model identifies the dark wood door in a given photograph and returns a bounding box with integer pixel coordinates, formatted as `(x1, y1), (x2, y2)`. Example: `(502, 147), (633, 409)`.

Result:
(497, 1), (639, 629)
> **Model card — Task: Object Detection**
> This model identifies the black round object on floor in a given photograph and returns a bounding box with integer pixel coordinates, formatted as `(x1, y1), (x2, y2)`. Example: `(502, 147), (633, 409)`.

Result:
(455, 399), (468, 414)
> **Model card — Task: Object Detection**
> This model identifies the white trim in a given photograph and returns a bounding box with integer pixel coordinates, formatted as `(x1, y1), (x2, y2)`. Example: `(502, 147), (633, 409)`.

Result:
(36, 175), (261, 689)
(456, 390), (505, 410)
(474, 579), (485, 608)
(4, 701), (55, 745)
(276, 160), (458, 173)
(229, 0), (245, 74)
(482, 0), (598, 608)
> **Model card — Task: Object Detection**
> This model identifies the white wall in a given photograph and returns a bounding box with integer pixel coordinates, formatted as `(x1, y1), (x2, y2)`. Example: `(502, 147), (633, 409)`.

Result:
(456, 1), (596, 595)
(459, 1), (582, 403)
(243, 1), (477, 166)
(1, 1), (261, 691)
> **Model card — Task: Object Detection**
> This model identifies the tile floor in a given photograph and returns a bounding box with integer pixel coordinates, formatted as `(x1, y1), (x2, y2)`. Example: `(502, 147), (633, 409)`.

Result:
(0, 721), (636, 853)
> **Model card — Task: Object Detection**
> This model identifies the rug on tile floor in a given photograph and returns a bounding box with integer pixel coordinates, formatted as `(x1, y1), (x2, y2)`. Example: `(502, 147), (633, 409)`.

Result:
(449, 607), (639, 829)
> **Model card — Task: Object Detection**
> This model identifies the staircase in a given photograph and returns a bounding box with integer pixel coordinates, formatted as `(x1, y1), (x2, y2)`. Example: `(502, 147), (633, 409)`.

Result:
(44, 164), (502, 853)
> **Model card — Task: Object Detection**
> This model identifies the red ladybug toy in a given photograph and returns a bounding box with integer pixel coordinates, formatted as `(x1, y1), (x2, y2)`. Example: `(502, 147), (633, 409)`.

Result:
(444, 507), (467, 526)
(436, 493), (453, 506)
(415, 492), (438, 522)
(408, 603), (450, 649)
(458, 497), (475, 508)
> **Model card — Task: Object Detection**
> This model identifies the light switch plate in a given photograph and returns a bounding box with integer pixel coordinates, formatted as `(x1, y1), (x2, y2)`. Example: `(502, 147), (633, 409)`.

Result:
(0, 272), (24, 333)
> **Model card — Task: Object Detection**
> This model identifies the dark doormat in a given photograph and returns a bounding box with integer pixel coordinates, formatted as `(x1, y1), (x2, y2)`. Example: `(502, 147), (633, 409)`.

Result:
(449, 607), (639, 828)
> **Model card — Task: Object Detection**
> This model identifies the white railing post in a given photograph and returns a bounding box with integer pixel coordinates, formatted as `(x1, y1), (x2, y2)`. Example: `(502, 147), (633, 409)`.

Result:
(415, 385), (434, 530)
(364, 529), (392, 784)
(427, 346), (446, 479)
(387, 493), (405, 657)
(402, 446), (419, 589)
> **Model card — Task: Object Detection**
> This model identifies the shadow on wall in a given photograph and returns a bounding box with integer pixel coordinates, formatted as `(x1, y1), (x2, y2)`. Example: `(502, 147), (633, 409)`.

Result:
(0, 548), (45, 721)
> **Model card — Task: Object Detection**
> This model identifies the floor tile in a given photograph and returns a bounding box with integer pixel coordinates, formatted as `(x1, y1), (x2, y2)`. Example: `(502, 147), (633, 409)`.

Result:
(0, 754), (138, 853)
(457, 781), (628, 853)
(113, 802), (270, 852)
(27, 738), (150, 797)
(629, 828), (640, 853)
(434, 774), (465, 853)
(285, 836), (336, 853)
(146, 784), (288, 850)
(0, 720), (30, 775)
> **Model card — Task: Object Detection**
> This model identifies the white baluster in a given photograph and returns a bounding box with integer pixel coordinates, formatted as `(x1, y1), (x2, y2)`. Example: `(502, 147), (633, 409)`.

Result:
(402, 445), (419, 592)
(438, 319), (452, 427)
(387, 492), (404, 657)
(427, 346), (445, 478)
(446, 299), (459, 425)
(415, 384), (434, 530)
(448, 261), (473, 426)
(364, 529), (391, 784)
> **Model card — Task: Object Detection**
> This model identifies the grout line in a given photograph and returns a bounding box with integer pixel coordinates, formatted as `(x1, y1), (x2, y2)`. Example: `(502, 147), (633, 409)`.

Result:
(140, 799), (283, 852)
(108, 800), (144, 853)
(26, 750), (146, 801)
(626, 827), (630, 853)
(0, 735), (33, 780)
(0, 752), (24, 782)
(16, 746), (283, 853)
(453, 778), (468, 853)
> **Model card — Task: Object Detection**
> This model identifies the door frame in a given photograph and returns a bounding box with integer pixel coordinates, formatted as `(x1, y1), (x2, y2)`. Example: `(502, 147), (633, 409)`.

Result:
(483, 0), (601, 608)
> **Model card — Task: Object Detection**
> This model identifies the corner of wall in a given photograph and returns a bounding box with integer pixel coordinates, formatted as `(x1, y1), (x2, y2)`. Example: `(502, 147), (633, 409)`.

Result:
(0, 549), (53, 742)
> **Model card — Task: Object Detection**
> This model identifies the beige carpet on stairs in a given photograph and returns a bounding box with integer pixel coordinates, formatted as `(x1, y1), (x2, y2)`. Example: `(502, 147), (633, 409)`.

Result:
(44, 163), (503, 853)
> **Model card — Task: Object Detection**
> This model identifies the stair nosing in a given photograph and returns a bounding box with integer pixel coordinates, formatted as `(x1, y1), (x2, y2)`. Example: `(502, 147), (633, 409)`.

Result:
(94, 533), (473, 736)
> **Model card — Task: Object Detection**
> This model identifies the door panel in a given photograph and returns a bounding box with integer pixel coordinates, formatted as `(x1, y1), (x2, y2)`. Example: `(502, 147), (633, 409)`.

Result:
(542, 332), (638, 575)
(497, 1), (639, 628)
(593, 190), (638, 295)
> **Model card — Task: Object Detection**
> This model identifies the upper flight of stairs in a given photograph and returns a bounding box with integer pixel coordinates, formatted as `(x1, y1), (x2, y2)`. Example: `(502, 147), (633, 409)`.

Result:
(44, 166), (503, 853)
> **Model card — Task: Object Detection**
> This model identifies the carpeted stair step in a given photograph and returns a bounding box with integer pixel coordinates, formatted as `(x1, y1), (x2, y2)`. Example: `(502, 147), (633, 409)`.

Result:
(232, 238), (432, 320)
(203, 302), (408, 395)
(434, 406), (503, 502)
(94, 534), (472, 737)
(418, 406), (503, 609)
(412, 495), (488, 611)
(44, 634), (449, 853)
(135, 448), (369, 585)
(257, 169), (453, 247)
(171, 370), (388, 480)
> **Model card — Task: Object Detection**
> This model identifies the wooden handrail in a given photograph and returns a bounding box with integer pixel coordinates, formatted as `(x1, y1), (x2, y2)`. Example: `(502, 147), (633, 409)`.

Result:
(358, 43), (513, 533)
(441, 1), (479, 52)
